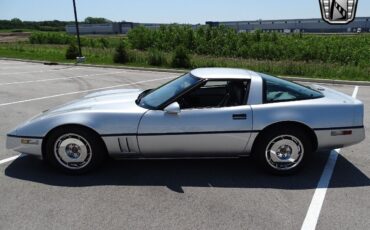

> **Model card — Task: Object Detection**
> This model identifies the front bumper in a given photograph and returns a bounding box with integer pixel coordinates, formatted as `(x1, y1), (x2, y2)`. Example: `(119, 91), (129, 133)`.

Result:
(315, 127), (365, 150)
(6, 135), (43, 157)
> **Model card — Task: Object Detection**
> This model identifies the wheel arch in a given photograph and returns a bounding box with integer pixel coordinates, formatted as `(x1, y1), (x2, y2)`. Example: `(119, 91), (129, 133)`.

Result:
(41, 124), (108, 159)
(252, 121), (318, 155)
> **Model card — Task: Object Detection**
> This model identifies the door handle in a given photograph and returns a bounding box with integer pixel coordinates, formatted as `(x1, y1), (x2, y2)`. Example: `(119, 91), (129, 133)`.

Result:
(232, 114), (247, 120)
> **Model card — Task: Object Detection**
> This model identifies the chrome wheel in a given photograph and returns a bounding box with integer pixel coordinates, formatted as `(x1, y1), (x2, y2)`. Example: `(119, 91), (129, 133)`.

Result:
(265, 135), (304, 171)
(54, 133), (92, 170)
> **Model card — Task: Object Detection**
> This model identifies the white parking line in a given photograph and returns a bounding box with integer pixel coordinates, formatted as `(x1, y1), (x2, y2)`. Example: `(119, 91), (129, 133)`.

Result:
(0, 76), (174, 107)
(0, 67), (85, 75)
(0, 71), (127, 86)
(301, 86), (359, 230)
(352, 86), (359, 98)
(0, 154), (25, 165)
(301, 149), (340, 230)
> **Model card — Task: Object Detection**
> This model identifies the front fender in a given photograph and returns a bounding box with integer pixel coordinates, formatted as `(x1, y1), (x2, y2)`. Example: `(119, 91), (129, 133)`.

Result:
(9, 111), (144, 138)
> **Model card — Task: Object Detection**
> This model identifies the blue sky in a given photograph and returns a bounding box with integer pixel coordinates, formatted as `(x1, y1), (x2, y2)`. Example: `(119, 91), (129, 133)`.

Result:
(0, 0), (369, 23)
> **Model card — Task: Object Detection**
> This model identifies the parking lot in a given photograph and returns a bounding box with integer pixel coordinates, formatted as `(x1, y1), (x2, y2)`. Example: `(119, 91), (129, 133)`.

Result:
(0, 60), (369, 230)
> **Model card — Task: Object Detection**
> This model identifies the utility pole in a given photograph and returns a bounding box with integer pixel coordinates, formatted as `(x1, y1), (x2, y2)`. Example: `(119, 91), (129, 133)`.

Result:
(72, 0), (85, 63)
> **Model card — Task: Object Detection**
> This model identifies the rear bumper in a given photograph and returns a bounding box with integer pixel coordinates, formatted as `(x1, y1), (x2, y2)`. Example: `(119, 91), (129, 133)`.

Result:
(315, 127), (365, 150)
(6, 135), (43, 157)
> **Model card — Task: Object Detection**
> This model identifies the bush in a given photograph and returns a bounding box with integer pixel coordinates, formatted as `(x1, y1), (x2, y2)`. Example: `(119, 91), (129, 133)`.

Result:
(29, 32), (73, 45)
(171, 46), (191, 68)
(148, 48), (166, 66)
(125, 25), (370, 67)
(113, 42), (129, 64)
(99, 38), (109, 48)
(65, 43), (79, 60)
(127, 26), (153, 50)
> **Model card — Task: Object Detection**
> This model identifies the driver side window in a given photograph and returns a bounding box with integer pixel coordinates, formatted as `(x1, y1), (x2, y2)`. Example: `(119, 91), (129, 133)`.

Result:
(178, 80), (248, 110)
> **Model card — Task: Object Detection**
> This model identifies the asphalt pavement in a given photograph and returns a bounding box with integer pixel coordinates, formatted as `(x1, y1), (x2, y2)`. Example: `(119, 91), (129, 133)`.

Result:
(0, 60), (368, 230)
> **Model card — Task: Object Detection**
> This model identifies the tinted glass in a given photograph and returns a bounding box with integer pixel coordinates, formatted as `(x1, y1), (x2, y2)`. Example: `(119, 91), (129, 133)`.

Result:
(140, 73), (200, 108)
(260, 73), (323, 103)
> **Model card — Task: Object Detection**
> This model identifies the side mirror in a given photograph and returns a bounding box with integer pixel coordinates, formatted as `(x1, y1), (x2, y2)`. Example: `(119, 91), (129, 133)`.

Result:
(164, 102), (181, 114)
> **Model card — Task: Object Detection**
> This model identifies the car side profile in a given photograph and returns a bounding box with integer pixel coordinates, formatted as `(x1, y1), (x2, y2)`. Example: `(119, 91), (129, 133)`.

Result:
(6, 68), (365, 174)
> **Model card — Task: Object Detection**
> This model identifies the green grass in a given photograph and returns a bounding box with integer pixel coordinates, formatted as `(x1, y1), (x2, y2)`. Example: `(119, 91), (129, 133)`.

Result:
(127, 25), (370, 68)
(191, 55), (370, 81)
(0, 44), (72, 63)
(0, 43), (369, 81)
(6, 28), (368, 81)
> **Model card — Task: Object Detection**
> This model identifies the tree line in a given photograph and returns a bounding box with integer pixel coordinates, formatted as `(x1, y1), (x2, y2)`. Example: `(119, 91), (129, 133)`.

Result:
(0, 17), (112, 31)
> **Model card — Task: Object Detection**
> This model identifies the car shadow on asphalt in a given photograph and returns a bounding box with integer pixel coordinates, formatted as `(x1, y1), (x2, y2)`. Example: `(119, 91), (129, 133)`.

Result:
(4, 151), (370, 193)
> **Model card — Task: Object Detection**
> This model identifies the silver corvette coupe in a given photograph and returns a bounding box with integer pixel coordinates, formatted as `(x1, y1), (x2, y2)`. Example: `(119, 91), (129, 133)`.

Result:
(6, 68), (365, 174)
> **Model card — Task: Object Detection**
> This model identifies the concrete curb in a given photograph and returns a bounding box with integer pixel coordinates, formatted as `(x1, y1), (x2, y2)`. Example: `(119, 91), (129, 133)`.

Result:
(0, 57), (369, 86)
(281, 76), (370, 86)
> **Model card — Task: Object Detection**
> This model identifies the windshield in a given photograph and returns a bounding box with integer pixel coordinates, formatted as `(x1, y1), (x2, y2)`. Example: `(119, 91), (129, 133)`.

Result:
(138, 73), (200, 109)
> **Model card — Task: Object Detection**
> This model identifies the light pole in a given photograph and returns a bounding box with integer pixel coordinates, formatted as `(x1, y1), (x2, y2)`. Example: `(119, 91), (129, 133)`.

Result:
(72, 0), (85, 63)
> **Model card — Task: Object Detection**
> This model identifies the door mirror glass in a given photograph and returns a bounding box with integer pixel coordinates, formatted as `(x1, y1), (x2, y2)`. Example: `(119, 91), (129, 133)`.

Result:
(164, 102), (181, 114)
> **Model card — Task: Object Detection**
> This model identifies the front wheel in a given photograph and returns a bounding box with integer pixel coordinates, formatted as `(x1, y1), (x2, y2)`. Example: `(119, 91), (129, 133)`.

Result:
(44, 126), (106, 174)
(254, 127), (312, 175)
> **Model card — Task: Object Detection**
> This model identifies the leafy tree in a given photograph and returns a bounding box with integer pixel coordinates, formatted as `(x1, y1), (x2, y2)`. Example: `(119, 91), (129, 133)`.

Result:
(84, 17), (112, 24)
(127, 26), (153, 50)
(10, 18), (23, 26)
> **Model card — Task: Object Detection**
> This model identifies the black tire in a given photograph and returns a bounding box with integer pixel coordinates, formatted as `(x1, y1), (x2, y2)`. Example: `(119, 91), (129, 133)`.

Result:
(44, 126), (107, 174)
(254, 126), (312, 175)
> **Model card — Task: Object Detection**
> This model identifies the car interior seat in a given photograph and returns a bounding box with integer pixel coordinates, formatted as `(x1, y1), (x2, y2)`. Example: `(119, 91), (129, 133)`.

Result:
(219, 81), (245, 107)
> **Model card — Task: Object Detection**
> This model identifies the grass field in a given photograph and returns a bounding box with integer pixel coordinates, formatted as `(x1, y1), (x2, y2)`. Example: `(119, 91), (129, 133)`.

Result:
(0, 27), (369, 81)
(0, 42), (369, 81)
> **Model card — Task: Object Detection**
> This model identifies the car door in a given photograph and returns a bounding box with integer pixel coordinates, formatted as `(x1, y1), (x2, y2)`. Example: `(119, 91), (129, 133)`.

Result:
(137, 80), (253, 156)
(137, 106), (253, 156)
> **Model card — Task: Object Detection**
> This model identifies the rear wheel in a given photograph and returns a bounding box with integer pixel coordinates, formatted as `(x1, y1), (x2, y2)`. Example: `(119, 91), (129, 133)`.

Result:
(44, 126), (106, 174)
(254, 127), (312, 175)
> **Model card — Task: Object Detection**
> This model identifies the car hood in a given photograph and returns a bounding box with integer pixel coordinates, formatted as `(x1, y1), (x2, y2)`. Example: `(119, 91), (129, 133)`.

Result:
(39, 89), (146, 117)
(8, 89), (149, 137)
